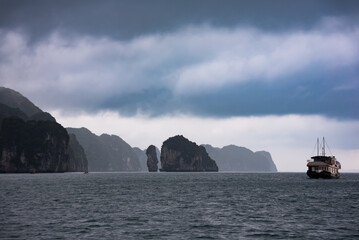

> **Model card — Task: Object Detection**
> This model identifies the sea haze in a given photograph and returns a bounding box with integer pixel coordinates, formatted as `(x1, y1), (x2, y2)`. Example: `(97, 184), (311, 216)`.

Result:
(1, 172), (358, 239)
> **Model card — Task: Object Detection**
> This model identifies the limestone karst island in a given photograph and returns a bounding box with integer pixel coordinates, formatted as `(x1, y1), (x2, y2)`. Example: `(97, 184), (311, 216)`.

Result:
(0, 87), (277, 173)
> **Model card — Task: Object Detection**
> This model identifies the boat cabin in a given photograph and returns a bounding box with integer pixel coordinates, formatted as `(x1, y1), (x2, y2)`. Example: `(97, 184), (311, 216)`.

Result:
(306, 137), (341, 179)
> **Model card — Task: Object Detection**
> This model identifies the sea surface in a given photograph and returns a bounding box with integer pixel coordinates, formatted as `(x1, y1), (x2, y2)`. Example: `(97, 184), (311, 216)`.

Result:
(1, 172), (358, 239)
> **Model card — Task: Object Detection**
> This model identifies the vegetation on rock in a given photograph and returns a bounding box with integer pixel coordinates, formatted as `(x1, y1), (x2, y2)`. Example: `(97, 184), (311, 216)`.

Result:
(203, 144), (277, 172)
(146, 145), (158, 172)
(161, 135), (218, 172)
(0, 117), (69, 173)
(67, 127), (141, 172)
(68, 134), (88, 172)
(0, 87), (86, 173)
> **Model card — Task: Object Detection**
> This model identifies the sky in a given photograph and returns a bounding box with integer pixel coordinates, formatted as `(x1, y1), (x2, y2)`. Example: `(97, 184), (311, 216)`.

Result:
(1, 0), (359, 171)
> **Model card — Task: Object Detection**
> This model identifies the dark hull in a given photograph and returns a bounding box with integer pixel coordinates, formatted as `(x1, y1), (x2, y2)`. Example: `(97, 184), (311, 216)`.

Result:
(307, 170), (340, 179)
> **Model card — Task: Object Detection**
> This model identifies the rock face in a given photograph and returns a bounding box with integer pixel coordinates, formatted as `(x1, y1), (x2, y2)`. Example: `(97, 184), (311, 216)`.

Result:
(133, 146), (161, 171)
(160, 135), (218, 172)
(68, 134), (88, 172)
(255, 151), (277, 171)
(0, 117), (69, 173)
(203, 144), (277, 172)
(0, 87), (85, 173)
(0, 102), (28, 123)
(67, 127), (141, 172)
(146, 145), (159, 172)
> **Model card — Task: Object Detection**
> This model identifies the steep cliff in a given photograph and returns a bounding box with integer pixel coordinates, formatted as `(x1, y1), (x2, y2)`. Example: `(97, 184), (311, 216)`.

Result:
(67, 127), (141, 172)
(203, 144), (277, 172)
(0, 117), (69, 173)
(0, 87), (86, 173)
(255, 151), (278, 172)
(146, 145), (158, 172)
(160, 135), (218, 172)
(133, 146), (161, 171)
(68, 134), (88, 172)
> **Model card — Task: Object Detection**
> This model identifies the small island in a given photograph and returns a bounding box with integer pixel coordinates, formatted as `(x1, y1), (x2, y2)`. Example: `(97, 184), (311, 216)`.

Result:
(146, 145), (159, 172)
(160, 135), (218, 172)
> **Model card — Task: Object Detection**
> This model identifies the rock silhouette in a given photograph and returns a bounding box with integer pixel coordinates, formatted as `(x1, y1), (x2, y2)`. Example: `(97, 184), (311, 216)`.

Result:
(146, 145), (159, 172)
(160, 135), (218, 172)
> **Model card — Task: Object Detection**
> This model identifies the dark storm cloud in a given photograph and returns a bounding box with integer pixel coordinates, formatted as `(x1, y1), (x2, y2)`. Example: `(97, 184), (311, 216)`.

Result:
(1, 0), (359, 41)
(0, 1), (358, 119)
(185, 68), (359, 119)
(95, 66), (359, 119)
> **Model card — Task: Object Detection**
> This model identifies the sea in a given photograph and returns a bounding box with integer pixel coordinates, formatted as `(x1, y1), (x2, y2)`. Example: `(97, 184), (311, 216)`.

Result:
(1, 172), (358, 239)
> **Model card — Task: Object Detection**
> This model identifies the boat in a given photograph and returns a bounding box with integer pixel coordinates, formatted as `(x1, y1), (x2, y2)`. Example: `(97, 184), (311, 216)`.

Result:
(307, 137), (341, 179)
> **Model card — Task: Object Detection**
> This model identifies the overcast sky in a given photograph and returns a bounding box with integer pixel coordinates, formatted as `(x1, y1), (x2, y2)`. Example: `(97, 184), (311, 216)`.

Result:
(1, 0), (358, 171)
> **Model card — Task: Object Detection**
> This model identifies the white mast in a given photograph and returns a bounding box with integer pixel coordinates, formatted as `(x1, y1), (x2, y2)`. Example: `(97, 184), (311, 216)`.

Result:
(322, 137), (326, 156)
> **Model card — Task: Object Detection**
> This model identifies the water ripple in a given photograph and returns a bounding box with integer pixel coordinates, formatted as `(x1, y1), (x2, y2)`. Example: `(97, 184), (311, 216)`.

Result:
(1, 172), (358, 239)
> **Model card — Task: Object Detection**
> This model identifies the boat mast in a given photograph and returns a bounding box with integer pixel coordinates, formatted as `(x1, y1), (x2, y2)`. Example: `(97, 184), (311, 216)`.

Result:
(322, 137), (325, 156)
(317, 138), (319, 156)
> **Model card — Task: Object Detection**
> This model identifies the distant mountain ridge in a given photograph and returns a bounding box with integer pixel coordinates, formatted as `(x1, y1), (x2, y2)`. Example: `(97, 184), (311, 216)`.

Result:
(203, 144), (277, 172)
(67, 127), (141, 172)
(68, 134), (88, 172)
(133, 147), (148, 171)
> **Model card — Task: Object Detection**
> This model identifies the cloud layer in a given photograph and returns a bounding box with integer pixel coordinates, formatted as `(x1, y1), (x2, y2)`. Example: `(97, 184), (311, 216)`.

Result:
(1, 3), (359, 172)
(1, 18), (358, 118)
(2, 0), (359, 41)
